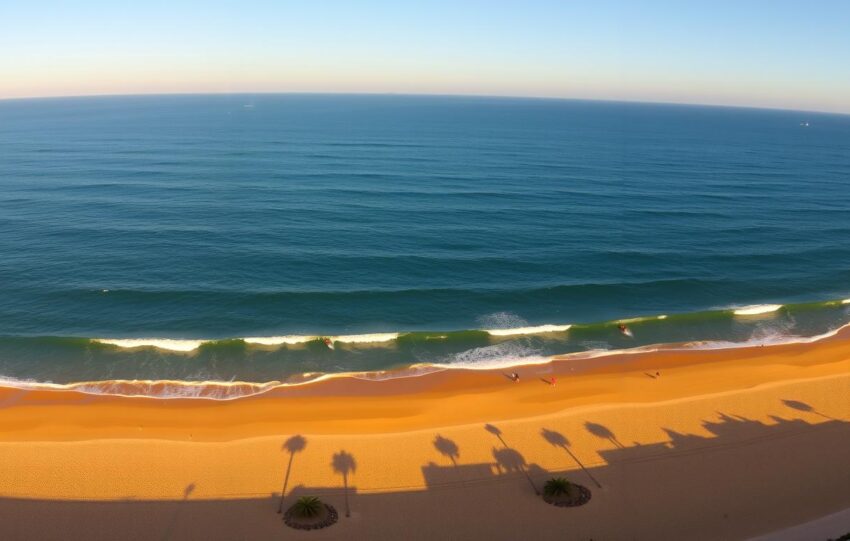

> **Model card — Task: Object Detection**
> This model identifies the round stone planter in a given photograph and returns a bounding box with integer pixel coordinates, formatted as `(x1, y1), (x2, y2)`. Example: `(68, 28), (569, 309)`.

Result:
(283, 503), (339, 530)
(543, 484), (592, 507)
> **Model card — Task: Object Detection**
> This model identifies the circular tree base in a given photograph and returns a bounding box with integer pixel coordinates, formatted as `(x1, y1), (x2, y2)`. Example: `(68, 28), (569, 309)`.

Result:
(284, 503), (339, 530)
(543, 484), (592, 507)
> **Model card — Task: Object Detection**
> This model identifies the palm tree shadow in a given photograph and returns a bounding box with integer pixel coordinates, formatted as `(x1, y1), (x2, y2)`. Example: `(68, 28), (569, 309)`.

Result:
(492, 446), (526, 474)
(433, 434), (464, 486)
(484, 424), (508, 447)
(585, 421), (624, 448)
(433, 434), (460, 465)
(781, 399), (837, 421)
(277, 435), (307, 513)
(540, 428), (568, 448)
(541, 428), (602, 488)
(490, 446), (539, 495)
(161, 483), (195, 541)
(483, 424), (539, 495)
(183, 484), (195, 499)
(332, 450), (357, 518)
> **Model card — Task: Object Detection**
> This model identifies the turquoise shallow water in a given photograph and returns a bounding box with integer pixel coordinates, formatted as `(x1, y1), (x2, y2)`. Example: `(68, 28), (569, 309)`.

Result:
(0, 94), (848, 385)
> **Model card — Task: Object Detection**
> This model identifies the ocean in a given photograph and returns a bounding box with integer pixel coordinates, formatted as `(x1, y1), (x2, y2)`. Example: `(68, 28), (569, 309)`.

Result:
(0, 94), (848, 395)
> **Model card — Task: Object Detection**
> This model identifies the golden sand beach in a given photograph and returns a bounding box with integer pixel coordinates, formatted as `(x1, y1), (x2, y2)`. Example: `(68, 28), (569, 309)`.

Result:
(0, 330), (848, 540)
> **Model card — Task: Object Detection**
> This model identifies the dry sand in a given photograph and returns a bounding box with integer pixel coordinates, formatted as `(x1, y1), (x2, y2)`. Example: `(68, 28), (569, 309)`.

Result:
(0, 330), (848, 540)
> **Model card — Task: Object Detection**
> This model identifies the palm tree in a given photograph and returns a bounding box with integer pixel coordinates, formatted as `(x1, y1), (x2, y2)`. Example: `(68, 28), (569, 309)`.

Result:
(291, 496), (323, 519)
(543, 477), (572, 498)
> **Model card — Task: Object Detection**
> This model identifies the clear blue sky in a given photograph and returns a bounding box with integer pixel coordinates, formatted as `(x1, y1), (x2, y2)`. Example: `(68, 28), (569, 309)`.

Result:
(1, 0), (849, 112)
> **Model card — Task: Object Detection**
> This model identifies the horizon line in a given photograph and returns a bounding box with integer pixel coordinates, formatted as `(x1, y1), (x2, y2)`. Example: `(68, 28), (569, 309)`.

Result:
(0, 90), (846, 118)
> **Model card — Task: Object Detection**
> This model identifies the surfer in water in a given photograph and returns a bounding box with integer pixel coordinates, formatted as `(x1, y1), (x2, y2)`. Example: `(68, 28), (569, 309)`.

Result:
(323, 337), (334, 350)
(618, 324), (633, 338)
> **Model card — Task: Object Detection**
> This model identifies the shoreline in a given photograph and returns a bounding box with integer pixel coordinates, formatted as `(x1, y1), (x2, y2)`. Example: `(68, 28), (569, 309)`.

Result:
(2, 321), (849, 402)
(1, 322), (847, 539)
(1, 324), (848, 442)
(2, 295), (848, 396)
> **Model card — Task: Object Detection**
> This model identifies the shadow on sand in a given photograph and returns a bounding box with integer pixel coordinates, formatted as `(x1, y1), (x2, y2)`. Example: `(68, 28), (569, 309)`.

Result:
(540, 428), (602, 488)
(1, 412), (848, 540)
(277, 435), (307, 513)
(483, 424), (539, 495)
(332, 450), (356, 518)
(584, 421), (625, 449)
(433, 434), (465, 486)
(781, 398), (840, 421)
(161, 483), (195, 541)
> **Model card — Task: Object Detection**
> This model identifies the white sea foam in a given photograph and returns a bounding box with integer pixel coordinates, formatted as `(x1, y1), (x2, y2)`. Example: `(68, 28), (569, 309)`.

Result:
(617, 316), (653, 324)
(732, 304), (783, 316)
(657, 315), (668, 320)
(243, 335), (315, 345)
(434, 341), (550, 370)
(94, 338), (205, 352)
(73, 379), (282, 400)
(747, 318), (796, 345)
(96, 332), (402, 351)
(332, 332), (399, 343)
(842, 298), (850, 305)
(478, 311), (529, 330)
(681, 324), (846, 350)
(486, 324), (572, 337)
(0, 375), (65, 391)
(481, 311), (572, 337)
(244, 333), (399, 346)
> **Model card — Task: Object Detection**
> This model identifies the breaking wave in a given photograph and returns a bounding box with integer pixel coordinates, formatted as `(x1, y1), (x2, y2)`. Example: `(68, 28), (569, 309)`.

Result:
(732, 304), (784, 316)
(0, 321), (846, 400)
(0, 296), (847, 399)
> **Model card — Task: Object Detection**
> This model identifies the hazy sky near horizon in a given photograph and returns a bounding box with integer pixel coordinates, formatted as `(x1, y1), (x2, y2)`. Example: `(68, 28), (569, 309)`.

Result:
(1, 0), (849, 113)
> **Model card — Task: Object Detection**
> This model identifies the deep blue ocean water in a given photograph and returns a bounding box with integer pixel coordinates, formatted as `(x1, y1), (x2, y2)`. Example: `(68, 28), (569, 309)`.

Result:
(0, 94), (848, 386)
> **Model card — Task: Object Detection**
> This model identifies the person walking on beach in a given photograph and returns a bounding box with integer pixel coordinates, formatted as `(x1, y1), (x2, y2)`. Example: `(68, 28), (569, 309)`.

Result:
(511, 372), (520, 382)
